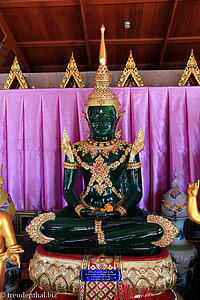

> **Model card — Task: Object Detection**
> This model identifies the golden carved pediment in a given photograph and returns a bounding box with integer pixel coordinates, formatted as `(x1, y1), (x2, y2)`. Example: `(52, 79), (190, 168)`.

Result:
(3, 56), (28, 89)
(178, 49), (200, 86)
(117, 51), (144, 87)
(60, 53), (85, 88)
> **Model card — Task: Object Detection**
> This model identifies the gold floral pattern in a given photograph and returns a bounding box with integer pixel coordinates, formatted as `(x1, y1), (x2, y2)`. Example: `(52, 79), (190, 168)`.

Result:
(116, 205), (126, 216)
(30, 247), (177, 297)
(26, 212), (56, 244)
(147, 215), (179, 247)
(126, 161), (141, 170)
(75, 204), (85, 216)
(73, 138), (131, 159)
(63, 161), (79, 169)
(61, 127), (144, 211)
(95, 220), (106, 244)
(76, 153), (128, 201)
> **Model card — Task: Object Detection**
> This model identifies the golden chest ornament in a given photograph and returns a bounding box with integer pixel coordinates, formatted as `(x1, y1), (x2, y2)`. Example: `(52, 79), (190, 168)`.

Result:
(73, 137), (131, 159)
(72, 140), (131, 202)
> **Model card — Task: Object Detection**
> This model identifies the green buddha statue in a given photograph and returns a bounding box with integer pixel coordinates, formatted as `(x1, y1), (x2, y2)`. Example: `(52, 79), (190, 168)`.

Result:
(27, 26), (178, 257)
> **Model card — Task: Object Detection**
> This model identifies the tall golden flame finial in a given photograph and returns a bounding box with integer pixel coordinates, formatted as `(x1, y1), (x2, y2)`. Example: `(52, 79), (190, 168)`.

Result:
(99, 25), (107, 65)
(84, 25), (121, 116)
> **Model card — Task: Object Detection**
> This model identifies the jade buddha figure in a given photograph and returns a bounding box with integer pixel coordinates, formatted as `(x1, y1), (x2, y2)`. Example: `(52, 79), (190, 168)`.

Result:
(27, 26), (178, 256)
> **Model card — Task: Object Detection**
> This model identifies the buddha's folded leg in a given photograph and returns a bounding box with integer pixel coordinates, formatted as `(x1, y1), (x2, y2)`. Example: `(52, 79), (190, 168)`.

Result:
(40, 217), (95, 239)
(104, 222), (163, 244)
(40, 215), (145, 239)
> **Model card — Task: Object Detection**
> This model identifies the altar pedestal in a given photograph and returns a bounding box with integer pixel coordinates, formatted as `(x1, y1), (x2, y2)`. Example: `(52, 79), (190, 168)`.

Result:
(29, 245), (177, 299)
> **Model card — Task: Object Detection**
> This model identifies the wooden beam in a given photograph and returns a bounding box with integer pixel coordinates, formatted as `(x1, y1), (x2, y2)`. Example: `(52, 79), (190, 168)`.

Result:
(85, 0), (185, 4)
(17, 40), (86, 47)
(0, 11), (29, 71)
(0, 0), (79, 8)
(79, 0), (92, 67)
(17, 38), (163, 48)
(17, 35), (200, 48)
(168, 36), (200, 43)
(90, 38), (163, 45)
(0, 0), (190, 8)
(159, 0), (179, 65)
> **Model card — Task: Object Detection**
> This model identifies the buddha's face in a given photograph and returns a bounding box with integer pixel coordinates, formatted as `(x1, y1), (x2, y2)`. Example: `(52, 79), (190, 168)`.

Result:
(88, 106), (116, 139)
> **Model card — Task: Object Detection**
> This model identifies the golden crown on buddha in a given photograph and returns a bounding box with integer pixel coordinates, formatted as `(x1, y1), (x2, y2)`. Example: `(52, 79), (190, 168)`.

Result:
(84, 25), (121, 117)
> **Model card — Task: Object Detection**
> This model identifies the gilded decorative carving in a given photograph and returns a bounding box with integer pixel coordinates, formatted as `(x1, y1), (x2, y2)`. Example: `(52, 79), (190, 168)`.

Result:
(73, 137), (131, 159)
(62, 127), (75, 162)
(122, 253), (177, 295)
(61, 126), (144, 210)
(129, 127), (144, 163)
(0, 164), (16, 218)
(26, 212), (56, 244)
(85, 25), (121, 116)
(59, 52), (85, 88)
(178, 49), (200, 86)
(29, 247), (177, 297)
(94, 220), (106, 244)
(3, 56), (28, 89)
(117, 51), (144, 87)
(147, 215), (179, 247)
(115, 205), (127, 216)
(75, 204), (85, 216)
(29, 250), (81, 295)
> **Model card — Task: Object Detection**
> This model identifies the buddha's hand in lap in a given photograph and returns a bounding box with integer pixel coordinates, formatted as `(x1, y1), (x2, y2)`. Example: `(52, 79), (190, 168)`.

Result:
(79, 209), (120, 220)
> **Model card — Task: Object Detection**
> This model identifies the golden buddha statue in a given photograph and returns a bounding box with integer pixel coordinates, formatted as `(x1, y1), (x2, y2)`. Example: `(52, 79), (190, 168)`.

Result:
(187, 179), (200, 223)
(0, 165), (24, 300)
(0, 165), (15, 219)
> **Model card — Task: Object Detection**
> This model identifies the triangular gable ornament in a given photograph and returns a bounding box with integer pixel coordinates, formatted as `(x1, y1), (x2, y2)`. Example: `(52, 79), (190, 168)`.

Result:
(178, 49), (200, 86)
(3, 56), (28, 89)
(117, 51), (144, 87)
(60, 53), (85, 88)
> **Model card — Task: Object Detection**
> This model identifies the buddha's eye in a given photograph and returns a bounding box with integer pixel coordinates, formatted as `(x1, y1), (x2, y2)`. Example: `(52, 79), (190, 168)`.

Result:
(90, 113), (100, 120)
(103, 113), (113, 120)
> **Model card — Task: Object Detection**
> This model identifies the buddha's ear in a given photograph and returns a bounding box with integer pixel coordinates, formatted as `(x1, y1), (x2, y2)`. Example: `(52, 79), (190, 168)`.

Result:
(115, 111), (125, 130)
(82, 111), (89, 123)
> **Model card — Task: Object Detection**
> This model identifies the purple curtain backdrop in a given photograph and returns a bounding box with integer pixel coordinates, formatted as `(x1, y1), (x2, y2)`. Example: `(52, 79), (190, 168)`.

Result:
(0, 87), (200, 212)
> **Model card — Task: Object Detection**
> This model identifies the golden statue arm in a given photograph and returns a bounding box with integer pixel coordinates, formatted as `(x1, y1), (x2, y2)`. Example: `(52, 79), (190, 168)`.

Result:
(0, 211), (24, 296)
(187, 179), (200, 224)
(0, 212), (24, 266)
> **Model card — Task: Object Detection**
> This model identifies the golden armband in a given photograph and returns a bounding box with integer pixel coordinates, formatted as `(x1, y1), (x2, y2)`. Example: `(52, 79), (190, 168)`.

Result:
(115, 205), (127, 216)
(63, 161), (79, 170)
(126, 161), (141, 170)
(75, 204), (85, 216)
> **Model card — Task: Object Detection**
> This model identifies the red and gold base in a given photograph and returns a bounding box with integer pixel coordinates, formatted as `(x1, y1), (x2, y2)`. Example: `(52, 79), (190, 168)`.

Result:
(29, 245), (177, 299)
(25, 285), (178, 300)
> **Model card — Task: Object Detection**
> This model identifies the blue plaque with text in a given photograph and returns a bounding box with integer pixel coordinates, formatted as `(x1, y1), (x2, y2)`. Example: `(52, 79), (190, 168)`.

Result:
(80, 269), (122, 282)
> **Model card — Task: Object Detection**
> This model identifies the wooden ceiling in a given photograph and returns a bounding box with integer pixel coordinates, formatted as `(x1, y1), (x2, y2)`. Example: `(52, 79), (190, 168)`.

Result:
(0, 0), (200, 73)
